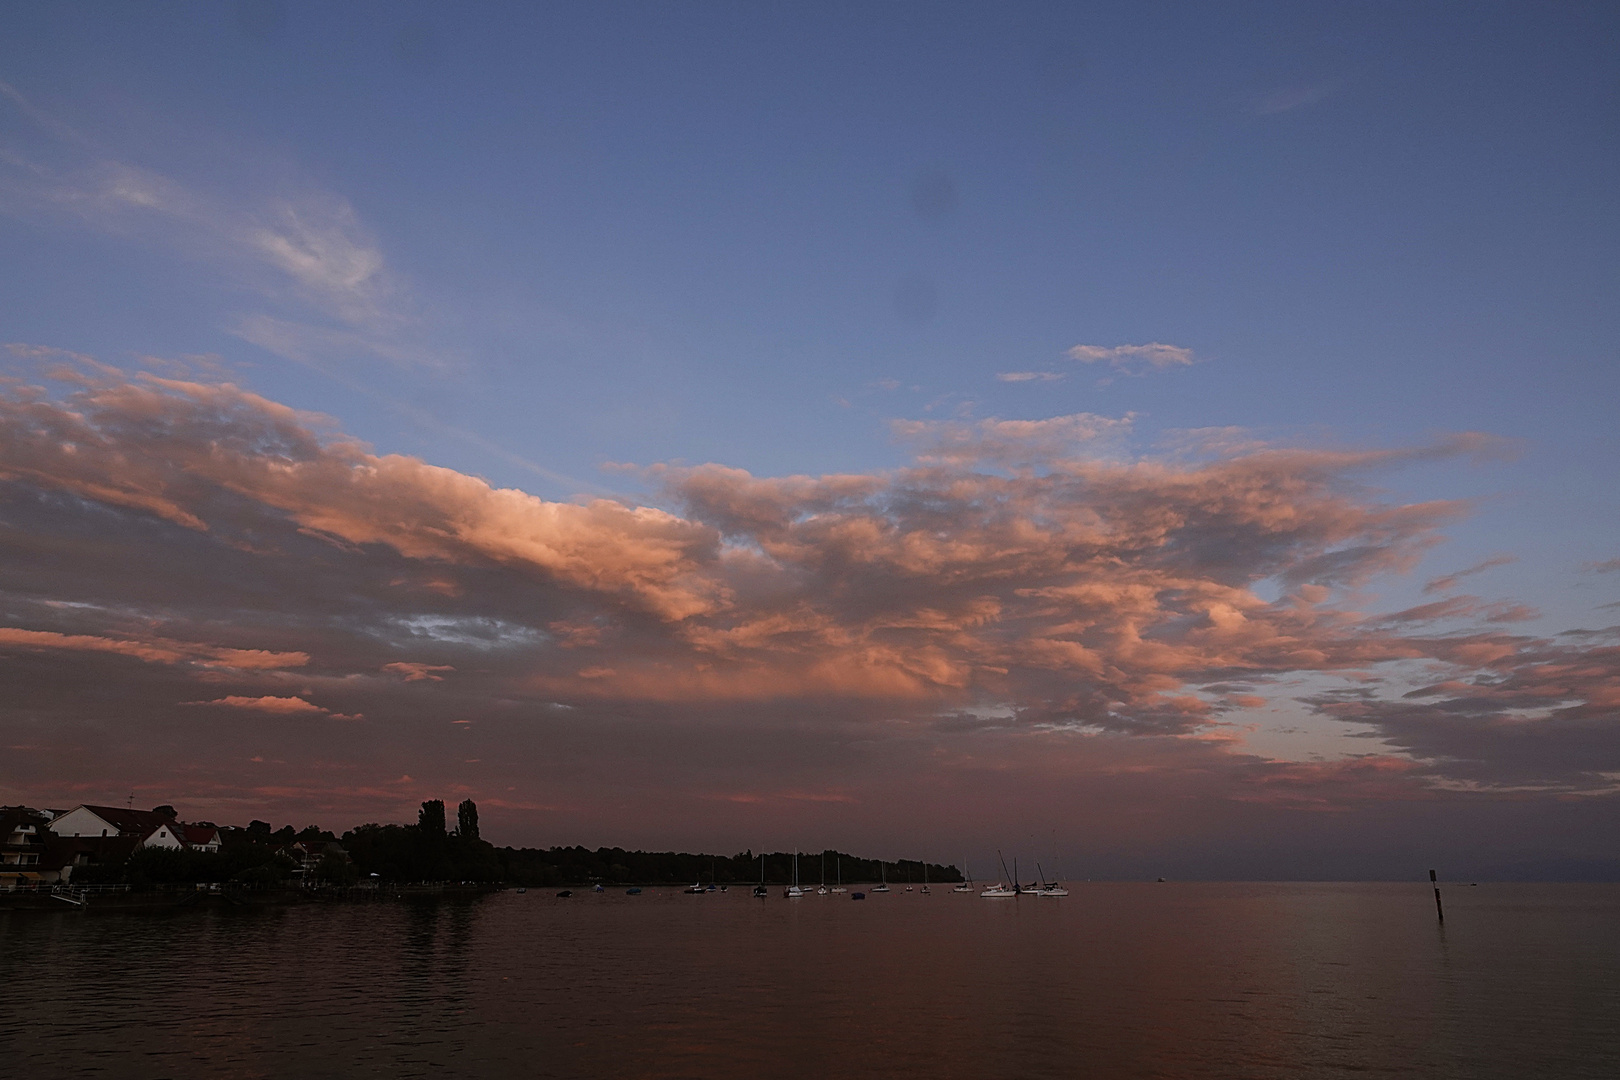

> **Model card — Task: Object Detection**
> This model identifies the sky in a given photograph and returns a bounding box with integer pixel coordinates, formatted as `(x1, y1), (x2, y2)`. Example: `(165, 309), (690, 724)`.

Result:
(1, 2), (1617, 879)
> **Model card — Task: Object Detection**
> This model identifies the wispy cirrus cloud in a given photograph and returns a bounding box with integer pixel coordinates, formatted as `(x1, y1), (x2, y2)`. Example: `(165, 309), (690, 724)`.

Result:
(1067, 342), (1196, 375)
(1424, 554), (1517, 594)
(1247, 81), (1341, 116)
(0, 80), (438, 372)
(996, 371), (1064, 383)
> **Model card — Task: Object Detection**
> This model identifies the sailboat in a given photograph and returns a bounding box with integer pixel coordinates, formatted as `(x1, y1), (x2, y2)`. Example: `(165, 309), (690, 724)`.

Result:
(830, 856), (847, 893)
(953, 857), (972, 892)
(784, 851), (805, 898)
(870, 862), (890, 893)
(981, 850), (1018, 897)
(753, 851), (769, 897)
(921, 862), (930, 895)
(1033, 861), (1069, 897)
(817, 852), (828, 894)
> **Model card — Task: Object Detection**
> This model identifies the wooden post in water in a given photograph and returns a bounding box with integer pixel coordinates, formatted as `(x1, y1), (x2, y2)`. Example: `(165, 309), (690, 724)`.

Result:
(1429, 868), (1444, 924)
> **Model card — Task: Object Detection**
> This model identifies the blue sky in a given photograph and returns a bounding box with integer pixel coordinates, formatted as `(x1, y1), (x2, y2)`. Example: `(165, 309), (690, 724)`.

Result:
(2, 3), (1618, 869)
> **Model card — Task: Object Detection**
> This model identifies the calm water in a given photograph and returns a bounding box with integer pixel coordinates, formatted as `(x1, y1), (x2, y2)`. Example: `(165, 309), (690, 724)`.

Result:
(2, 883), (1617, 1078)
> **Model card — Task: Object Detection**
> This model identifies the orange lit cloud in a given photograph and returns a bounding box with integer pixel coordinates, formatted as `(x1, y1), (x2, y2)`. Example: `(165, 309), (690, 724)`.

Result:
(0, 626), (308, 670)
(1, 356), (1614, 826)
(185, 695), (360, 720)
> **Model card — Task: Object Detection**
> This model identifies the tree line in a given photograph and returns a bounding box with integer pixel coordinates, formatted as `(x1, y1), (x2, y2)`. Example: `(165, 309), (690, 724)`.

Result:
(73, 798), (961, 889)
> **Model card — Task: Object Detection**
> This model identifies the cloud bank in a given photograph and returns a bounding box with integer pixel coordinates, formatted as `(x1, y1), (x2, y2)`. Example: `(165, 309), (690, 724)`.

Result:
(1, 357), (1615, 869)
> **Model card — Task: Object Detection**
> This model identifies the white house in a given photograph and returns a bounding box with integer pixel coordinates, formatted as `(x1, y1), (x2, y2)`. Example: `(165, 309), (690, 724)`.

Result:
(47, 805), (220, 853)
(48, 805), (174, 841)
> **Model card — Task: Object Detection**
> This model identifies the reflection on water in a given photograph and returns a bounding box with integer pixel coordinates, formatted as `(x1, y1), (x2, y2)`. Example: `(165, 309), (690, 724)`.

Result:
(2, 883), (1617, 1078)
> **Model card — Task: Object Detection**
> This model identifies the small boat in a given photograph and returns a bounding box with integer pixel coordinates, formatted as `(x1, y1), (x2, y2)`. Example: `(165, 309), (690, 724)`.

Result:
(626, 887), (642, 895)
(1033, 862), (1068, 896)
(754, 851), (769, 897)
(871, 863), (890, 893)
(516, 887), (527, 894)
(831, 856), (847, 893)
(556, 889), (572, 898)
(851, 891), (865, 900)
(817, 853), (828, 894)
(921, 863), (930, 895)
(954, 857), (973, 892)
(592, 883), (605, 892)
(683, 883), (706, 894)
(982, 850), (1018, 896)
(784, 851), (805, 897)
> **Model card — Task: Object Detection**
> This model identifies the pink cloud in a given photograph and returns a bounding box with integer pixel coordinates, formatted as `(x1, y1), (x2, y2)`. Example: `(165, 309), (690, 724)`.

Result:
(0, 626), (308, 669)
(189, 695), (324, 714)
(1423, 554), (1516, 594)
(1, 356), (1611, 829)
(185, 695), (361, 720)
(383, 661), (454, 682)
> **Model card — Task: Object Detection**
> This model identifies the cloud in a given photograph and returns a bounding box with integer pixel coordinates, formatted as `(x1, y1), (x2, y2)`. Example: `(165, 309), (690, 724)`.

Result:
(1248, 82), (1340, 116)
(1424, 555), (1516, 594)
(186, 695), (362, 720)
(0, 82), (436, 372)
(189, 695), (324, 714)
(383, 662), (454, 682)
(0, 627), (308, 670)
(1586, 559), (1620, 574)
(1, 356), (1614, 851)
(1067, 343), (1195, 375)
(890, 411), (1135, 466)
(997, 371), (1064, 383)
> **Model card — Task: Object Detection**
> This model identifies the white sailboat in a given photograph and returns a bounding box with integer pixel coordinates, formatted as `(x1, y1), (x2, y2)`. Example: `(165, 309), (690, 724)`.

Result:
(831, 856), (847, 893)
(981, 850), (1020, 897)
(871, 862), (890, 893)
(784, 851), (805, 897)
(953, 857), (973, 892)
(817, 852), (828, 894)
(1033, 861), (1069, 896)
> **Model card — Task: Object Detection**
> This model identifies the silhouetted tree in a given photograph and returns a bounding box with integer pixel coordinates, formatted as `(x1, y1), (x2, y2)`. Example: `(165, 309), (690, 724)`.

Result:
(152, 804), (177, 819)
(457, 799), (479, 842)
(419, 800), (446, 836)
(247, 820), (271, 839)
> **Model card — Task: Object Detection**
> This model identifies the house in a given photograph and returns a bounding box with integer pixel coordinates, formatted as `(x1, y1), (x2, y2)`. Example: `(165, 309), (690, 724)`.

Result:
(40, 835), (144, 884)
(1, 806), (52, 889)
(48, 804), (176, 841)
(48, 805), (223, 853)
(181, 825), (221, 853)
(278, 839), (351, 876)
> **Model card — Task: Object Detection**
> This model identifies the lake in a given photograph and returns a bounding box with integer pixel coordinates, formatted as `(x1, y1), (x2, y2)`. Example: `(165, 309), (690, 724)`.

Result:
(2, 882), (1616, 1078)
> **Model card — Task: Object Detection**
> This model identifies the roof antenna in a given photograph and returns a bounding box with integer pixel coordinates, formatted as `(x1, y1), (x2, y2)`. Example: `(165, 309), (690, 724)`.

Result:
(128, 791), (134, 809)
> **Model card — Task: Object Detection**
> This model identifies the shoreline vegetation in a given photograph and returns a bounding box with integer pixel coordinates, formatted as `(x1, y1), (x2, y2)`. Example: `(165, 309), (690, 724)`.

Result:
(6, 799), (961, 899)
